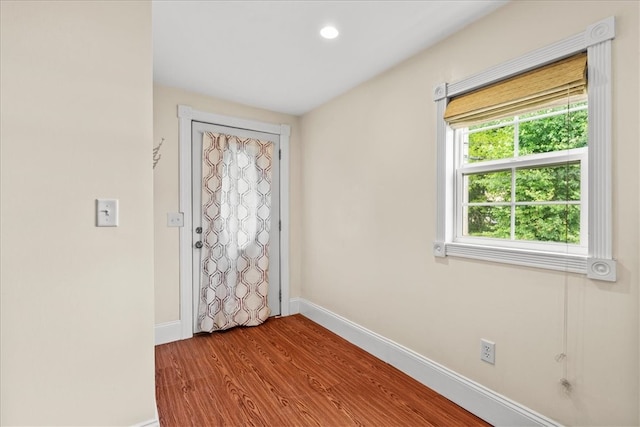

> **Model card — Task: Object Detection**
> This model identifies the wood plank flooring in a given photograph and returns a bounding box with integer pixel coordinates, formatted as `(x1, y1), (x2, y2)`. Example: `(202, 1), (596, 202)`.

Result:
(155, 314), (491, 426)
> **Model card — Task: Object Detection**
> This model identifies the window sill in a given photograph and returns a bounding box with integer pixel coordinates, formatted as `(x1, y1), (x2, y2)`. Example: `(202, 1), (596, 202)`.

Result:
(432, 241), (616, 281)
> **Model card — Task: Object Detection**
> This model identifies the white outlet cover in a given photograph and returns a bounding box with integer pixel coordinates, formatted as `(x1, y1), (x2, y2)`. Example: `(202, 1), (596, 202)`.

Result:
(481, 339), (495, 365)
(167, 212), (184, 227)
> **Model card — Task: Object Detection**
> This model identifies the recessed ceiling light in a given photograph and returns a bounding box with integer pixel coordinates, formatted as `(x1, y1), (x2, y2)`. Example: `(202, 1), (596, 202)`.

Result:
(320, 26), (339, 40)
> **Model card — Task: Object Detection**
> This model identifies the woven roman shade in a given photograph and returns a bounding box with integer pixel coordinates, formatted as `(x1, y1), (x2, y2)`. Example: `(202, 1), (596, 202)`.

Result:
(444, 53), (587, 127)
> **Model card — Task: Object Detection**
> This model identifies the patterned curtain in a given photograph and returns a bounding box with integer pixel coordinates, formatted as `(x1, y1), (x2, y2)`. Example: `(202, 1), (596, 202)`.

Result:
(197, 132), (273, 332)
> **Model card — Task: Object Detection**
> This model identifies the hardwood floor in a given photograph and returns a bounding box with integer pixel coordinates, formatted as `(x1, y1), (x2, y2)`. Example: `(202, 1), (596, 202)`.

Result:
(155, 314), (491, 426)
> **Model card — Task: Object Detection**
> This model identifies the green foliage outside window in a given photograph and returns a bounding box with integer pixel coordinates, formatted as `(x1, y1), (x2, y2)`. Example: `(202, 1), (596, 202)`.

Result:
(519, 107), (588, 155)
(464, 103), (587, 243)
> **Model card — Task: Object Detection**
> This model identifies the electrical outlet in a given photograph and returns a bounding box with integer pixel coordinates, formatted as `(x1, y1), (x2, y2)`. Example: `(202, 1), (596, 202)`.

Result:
(481, 339), (495, 364)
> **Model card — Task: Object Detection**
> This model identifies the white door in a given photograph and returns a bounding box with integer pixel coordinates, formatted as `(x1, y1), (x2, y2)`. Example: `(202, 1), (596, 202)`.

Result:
(191, 121), (280, 332)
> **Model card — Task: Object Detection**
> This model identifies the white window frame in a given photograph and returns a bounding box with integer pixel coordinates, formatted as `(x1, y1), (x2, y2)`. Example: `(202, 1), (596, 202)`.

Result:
(455, 106), (588, 254)
(433, 16), (616, 282)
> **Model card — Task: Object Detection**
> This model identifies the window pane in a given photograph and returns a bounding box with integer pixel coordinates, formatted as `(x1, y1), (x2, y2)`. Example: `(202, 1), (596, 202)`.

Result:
(515, 205), (580, 243)
(467, 125), (514, 162)
(464, 206), (511, 239)
(466, 171), (511, 203)
(519, 104), (588, 155)
(515, 163), (581, 202)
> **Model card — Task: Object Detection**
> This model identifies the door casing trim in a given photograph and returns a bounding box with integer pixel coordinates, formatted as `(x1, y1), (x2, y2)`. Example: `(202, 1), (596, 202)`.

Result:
(177, 105), (291, 340)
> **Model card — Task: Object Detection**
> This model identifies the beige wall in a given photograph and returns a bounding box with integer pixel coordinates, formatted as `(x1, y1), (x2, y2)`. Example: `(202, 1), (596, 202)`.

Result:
(300, 1), (639, 426)
(0, 1), (155, 425)
(153, 84), (302, 323)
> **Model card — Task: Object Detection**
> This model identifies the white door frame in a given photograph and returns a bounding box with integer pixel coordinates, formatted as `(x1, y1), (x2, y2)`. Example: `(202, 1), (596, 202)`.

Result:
(177, 105), (291, 340)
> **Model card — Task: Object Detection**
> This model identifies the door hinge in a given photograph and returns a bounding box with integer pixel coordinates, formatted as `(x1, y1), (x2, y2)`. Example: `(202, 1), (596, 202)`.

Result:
(279, 289), (282, 302)
(279, 220), (281, 231)
(279, 149), (282, 160)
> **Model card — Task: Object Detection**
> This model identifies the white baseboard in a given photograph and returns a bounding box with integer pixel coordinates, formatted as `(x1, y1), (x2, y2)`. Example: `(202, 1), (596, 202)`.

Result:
(156, 299), (302, 346)
(288, 297), (301, 315)
(297, 298), (560, 427)
(155, 320), (182, 346)
(131, 416), (159, 427)
(131, 402), (159, 427)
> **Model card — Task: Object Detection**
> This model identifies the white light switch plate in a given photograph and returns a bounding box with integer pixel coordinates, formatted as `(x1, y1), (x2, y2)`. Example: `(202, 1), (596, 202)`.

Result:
(96, 199), (118, 227)
(167, 212), (184, 227)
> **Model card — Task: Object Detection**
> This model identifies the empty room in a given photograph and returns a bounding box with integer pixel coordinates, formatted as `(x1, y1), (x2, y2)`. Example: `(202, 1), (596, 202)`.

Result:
(1, 1), (639, 426)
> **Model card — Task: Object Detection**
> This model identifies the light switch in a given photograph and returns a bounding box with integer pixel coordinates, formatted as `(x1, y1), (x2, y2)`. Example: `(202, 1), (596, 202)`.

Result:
(96, 199), (118, 227)
(167, 212), (184, 227)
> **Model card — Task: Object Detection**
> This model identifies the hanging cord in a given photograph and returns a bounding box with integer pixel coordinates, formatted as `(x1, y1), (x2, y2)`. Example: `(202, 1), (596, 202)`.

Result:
(556, 279), (571, 393)
(555, 94), (574, 394)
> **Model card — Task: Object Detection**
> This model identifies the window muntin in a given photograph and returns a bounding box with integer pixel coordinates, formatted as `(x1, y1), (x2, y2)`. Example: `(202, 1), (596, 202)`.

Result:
(455, 102), (588, 251)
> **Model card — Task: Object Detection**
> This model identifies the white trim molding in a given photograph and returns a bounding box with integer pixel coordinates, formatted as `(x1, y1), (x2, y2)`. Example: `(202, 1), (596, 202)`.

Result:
(176, 105), (291, 341)
(131, 403), (159, 427)
(288, 297), (301, 315)
(155, 320), (182, 346)
(178, 105), (193, 340)
(279, 124), (292, 316)
(433, 16), (617, 281)
(297, 298), (561, 427)
(131, 416), (159, 427)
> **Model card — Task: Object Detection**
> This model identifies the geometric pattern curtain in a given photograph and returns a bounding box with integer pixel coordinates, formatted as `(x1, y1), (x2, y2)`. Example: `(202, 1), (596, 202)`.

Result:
(197, 132), (273, 332)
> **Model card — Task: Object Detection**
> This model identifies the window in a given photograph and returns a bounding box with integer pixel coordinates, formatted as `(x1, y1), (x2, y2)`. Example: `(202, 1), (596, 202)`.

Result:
(433, 17), (616, 281)
(456, 100), (588, 254)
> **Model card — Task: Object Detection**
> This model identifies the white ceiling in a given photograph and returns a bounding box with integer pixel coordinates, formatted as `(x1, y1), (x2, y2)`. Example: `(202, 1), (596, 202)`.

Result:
(153, 1), (508, 116)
